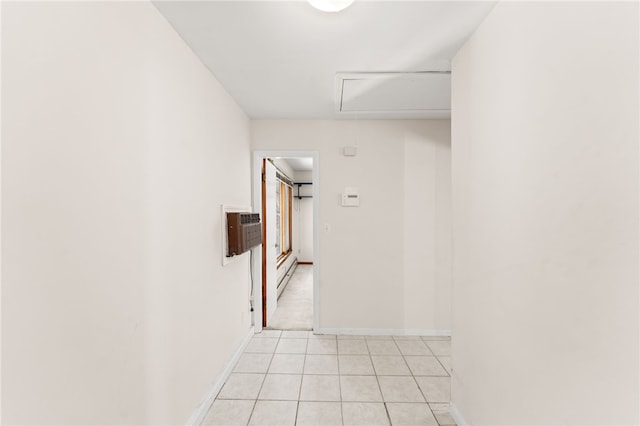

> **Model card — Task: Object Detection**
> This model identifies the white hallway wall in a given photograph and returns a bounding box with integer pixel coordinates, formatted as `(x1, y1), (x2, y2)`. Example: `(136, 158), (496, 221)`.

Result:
(451, 1), (638, 425)
(252, 120), (451, 332)
(294, 170), (314, 263)
(2, 2), (251, 424)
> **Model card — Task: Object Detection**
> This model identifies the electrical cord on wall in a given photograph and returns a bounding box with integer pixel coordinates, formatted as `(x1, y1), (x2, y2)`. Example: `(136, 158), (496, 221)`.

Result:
(249, 249), (254, 312)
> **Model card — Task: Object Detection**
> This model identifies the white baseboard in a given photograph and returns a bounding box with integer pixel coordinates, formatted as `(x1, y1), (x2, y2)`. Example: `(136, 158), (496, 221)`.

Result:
(449, 402), (468, 426)
(186, 326), (255, 426)
(314, 328), (451, 337)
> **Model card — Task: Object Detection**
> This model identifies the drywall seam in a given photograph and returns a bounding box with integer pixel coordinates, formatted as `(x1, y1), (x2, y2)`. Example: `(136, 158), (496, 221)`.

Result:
(185, 327), (255, 426)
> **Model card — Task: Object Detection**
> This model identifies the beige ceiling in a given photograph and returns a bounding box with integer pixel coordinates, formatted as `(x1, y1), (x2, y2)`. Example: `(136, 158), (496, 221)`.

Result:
(153, 0), (496, 119)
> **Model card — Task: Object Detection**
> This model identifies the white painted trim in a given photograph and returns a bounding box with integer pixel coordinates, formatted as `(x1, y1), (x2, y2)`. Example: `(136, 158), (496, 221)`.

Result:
(314, 328), (451, 336)
(449, 402), (469, 426)
(0, 3), (3, 421)
(252, 151), (320, 333)
(186, 327), (254, 426)
(252, 154), (264, 333)
(311, 154), (320, 332)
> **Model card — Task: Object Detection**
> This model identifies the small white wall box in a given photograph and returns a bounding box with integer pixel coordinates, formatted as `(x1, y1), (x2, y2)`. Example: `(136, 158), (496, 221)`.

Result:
(341, 187), (360, 206)
(343, 146), (357, 156)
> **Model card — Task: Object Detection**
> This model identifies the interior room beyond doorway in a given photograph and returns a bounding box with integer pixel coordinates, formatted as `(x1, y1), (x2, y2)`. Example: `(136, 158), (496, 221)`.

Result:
(260, 155), (315, 331)
(267, 264), (313, 330)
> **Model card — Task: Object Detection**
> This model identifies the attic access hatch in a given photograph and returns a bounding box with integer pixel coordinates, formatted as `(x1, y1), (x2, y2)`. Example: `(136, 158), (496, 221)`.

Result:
(335, 72), (451, 119)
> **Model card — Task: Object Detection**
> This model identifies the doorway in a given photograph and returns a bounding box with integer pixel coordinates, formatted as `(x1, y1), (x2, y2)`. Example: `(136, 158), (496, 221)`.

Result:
(252, 151), (319, 333)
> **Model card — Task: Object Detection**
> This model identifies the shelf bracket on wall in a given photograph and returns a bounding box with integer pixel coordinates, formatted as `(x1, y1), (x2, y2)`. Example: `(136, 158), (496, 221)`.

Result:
(294, 182), (313, 200)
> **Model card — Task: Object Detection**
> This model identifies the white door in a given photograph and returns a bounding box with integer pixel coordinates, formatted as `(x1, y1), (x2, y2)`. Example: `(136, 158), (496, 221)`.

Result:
(264, 160), (278, 325)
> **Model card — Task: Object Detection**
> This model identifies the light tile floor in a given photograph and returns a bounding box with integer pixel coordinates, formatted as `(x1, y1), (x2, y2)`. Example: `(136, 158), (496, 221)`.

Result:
(203, 332), (455, 426)
(267, 265), (313, 330)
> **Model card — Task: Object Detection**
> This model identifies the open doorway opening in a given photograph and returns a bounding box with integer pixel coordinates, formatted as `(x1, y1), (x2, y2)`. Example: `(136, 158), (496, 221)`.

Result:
(252, 151), (319, 333)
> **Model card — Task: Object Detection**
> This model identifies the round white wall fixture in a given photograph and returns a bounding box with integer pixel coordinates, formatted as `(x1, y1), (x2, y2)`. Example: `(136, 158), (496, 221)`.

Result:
(307, 0), (355, 13)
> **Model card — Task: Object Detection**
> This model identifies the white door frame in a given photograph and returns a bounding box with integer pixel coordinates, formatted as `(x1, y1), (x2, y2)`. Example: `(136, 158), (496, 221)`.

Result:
(252, 150), (320, 333)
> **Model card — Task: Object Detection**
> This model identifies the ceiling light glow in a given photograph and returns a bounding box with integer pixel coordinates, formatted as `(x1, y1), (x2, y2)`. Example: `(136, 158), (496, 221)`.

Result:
(307, 0), (355, 13)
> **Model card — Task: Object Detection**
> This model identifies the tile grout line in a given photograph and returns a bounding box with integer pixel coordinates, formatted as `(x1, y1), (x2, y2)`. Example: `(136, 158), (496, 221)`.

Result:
(387, 336), (416, 424)
(433, 353), (451, 377)
(295, 335), (309, 423)
(336, 339), (345, 426)
(394, 336), (445, 422)
(423, 339), (454, 411)
(235, 333), (280, 425)
(364, 336), (392, 425)
(208, 333), (452, 426)
(382, 339), (395, 425)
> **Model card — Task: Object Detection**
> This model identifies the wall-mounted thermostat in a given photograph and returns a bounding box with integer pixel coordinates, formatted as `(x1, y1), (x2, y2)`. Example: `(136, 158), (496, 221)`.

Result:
(341, 187), (360, 207)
